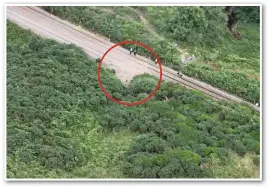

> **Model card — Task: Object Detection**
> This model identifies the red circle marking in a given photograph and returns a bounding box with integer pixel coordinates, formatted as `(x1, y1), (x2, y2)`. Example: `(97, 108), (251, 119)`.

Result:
(97, 40), (163, 106)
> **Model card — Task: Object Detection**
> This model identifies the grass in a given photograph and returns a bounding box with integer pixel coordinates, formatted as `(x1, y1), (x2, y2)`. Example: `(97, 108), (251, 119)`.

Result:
(187, 23), (260, 76)
(71, 128), (137, 178)
(211, 152), (260, 178)
(7, 117), (137, 178)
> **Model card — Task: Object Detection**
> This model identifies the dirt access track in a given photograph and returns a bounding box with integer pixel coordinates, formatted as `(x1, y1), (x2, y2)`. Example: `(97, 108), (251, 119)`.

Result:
(6, 6), (259, 111)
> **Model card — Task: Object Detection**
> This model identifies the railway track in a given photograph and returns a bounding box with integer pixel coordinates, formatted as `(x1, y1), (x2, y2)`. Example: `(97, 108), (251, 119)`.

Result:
(7, 6), (260, 112)
(23, 7), (246, 102)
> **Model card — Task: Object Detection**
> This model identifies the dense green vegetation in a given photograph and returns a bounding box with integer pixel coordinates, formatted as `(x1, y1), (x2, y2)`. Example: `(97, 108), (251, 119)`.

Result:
(7, 21), (260, 179)
(42, 6), (260, 103)
(7, 21), (135, 178)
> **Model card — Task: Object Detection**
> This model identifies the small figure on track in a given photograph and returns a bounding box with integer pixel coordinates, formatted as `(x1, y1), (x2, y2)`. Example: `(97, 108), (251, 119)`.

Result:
(155, 58), (157, 65)
(177, 71), (183, 78)
(148, 56), (151, 63)
(133, 48), (137, 56)
(96, 57), (101, 63)
(129, 47), (133, 55)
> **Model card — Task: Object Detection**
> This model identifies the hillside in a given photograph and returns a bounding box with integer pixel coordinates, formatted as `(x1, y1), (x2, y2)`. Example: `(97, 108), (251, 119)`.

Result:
(6, 21), (260, 179)
(42, 6), (260, 104)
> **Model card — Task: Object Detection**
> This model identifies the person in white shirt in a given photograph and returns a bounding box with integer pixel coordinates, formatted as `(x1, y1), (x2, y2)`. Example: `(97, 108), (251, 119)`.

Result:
(164, 97), (169, 102)
(129, 47), (133, 55)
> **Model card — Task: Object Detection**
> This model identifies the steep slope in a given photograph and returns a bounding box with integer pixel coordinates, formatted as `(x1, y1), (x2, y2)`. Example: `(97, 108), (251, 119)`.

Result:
(6, 21), (260, 179)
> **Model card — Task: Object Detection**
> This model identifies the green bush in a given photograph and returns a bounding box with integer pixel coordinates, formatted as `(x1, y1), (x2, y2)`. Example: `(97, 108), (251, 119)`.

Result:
(129, 74), (158, 95)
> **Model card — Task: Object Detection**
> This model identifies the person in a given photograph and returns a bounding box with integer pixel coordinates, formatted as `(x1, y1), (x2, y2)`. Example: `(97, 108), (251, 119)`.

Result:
(155, 59), (157, 65)
(177, 72), (183, 78)
(133, 48), (137, 56)
(129, 47), (133, 55)
(148, 56), (151, 62)
(96, 57), (101, 63)
(144, 39), (149, 44)
(164, 96), (169, 102)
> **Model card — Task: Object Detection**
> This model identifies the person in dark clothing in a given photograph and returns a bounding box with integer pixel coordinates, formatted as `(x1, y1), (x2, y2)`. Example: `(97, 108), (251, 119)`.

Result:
(177, 72), (183, 78)
(133, 48), (137, 56)
(96, 58), (101, 63)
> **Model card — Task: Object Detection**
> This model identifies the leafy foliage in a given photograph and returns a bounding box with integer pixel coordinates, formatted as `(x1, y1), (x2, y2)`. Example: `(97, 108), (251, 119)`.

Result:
(235, 6), (260, 23)
(7, 21), (260, 179)
(7, 21), (132, 177)
(129, 74), (158, 95)
(146, 6), (226, 47)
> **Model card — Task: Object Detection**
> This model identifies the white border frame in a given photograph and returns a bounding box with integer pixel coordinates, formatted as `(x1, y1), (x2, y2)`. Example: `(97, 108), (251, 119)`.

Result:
(4, 3), (263, 181)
